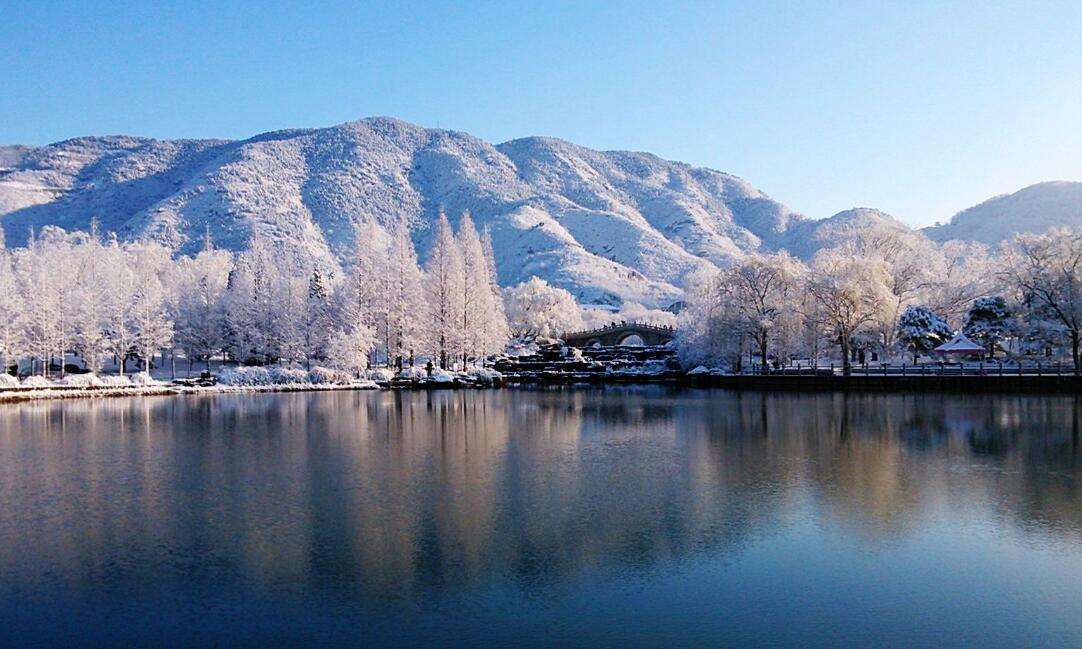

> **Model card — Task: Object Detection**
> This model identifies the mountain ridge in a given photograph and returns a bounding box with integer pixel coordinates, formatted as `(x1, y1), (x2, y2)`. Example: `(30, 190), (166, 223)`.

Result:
(1, 117), (1079, 307)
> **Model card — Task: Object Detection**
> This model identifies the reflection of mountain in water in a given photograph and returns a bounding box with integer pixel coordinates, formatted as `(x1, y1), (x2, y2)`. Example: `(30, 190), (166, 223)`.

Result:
(1, 389), (1081, 603)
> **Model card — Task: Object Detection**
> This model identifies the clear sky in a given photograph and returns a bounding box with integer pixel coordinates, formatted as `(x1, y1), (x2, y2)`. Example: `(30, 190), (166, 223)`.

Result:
(3, 1), (1080, 226)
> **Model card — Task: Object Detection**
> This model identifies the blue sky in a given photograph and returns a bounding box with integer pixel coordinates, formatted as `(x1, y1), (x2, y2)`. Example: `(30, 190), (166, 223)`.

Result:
(3, 1), (1080, 226)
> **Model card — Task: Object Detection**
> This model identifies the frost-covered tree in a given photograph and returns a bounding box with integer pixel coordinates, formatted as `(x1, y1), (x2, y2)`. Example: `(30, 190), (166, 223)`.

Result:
(805, 250), (892, 375)
(344, 222), (391, 365)
(66, 230), (114, 372)
(719, 252), (803, 369)
(13, 230), (66, 376)
(126, 242), (174, 374)
(962, 296), (1015, 358)
(926, 241), (991, 323)
(825, 221), (938, 355)
(675, 267), (744, 370)
(100, 236), (138, 376)
(503, 277), (583, 342)
(479, 225), (511, 356)
(303, 267), (332, 369)
(424, 213), (465, 367)
(325, 325), (376, 377)
(221, 237), (282, 364)
(0, 244), (25, 374)
(277, 275), (308, 366)
(1000, 228), (1082, 371)
(898, 304), (953, 362)
(173, 243), (232, 372)
(456, 214), (508, 363)
(385, 222), (427, 367)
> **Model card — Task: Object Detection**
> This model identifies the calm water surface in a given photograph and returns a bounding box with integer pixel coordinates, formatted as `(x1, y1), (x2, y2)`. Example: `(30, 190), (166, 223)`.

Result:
(2, 388), (1082, 647)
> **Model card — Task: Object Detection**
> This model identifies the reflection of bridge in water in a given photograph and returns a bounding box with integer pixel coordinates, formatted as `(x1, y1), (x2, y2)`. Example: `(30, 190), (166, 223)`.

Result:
(562, 322), (675, 347)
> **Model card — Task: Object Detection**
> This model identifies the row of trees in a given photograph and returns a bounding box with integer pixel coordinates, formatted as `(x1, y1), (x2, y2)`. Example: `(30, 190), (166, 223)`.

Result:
(0, 213), (528, 378)
(677, 222), (1082, 374)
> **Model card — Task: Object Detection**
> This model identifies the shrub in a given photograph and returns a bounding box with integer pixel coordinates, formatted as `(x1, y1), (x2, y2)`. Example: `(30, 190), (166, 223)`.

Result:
(218, 366), (311, 387)
(396, 366), (427, 380)
(21, 375), (52, 388)
(365, 367), (395, 382)
(430, 369), (455, 384)
(467, 367), (502, 386)
(308, 367), (353, 385)
(130, 372), (159, 386)
(59, 373), (104, 387)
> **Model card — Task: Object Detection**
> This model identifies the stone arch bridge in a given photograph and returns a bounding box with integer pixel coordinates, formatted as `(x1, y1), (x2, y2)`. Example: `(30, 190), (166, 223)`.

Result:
(561, 322), (675, 348)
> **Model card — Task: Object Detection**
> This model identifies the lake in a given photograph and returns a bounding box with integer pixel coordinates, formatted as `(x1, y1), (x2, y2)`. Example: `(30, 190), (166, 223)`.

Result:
(2, 388), (1081, 647)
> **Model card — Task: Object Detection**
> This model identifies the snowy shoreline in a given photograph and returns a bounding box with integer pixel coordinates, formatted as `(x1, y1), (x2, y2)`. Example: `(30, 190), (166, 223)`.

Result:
(0, 381), (384, 403)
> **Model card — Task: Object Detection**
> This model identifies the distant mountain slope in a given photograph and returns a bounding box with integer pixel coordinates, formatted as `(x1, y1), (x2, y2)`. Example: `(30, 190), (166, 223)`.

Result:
(768, 207), (912, 260)
(925, 181), (1082, 245)
(0, 118), (806, 307)
(2, 118), (1076, 306)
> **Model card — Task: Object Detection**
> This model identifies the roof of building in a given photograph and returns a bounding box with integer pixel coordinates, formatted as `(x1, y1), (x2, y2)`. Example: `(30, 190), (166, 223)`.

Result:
(935, 332), (985, 354)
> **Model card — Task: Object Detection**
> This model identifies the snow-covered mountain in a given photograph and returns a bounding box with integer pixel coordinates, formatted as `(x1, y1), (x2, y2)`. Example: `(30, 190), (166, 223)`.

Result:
(0, 118), (805, 307)
(1, 117), (1078, 307)
(924, 181), (1082, 245)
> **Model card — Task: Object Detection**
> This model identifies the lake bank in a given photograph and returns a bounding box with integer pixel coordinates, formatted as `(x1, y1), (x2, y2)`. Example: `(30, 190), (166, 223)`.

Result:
(6, 371), (1082, 404)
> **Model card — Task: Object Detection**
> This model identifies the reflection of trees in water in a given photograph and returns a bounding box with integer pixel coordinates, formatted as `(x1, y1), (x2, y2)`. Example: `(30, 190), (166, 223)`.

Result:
(2, 389), (1082, 600)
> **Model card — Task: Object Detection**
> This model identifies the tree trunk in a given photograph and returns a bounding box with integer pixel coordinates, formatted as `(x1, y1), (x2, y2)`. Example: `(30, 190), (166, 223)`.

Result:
(841, 333), (852, 376)
(1073, 330), (1080, 374)
(759, 333), (768, 374)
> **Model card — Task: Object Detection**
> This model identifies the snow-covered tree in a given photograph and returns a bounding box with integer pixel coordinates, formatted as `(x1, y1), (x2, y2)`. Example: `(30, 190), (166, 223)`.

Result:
(719, 252), (803, 368)
(221, 237), (282, 364)
(303, 267), (332, 369)
(0, 244), (25, 374)
(13, 230), (66, 376)
(424, 213), (465, 367)
(126, 242), (174, 374)
(675, 267), (744, 370)
(479, 225), (511, 356)
(503, 277), (583, 342)
(1000, 228), (1082, 371)
(277, 275), (309, 366)
(173, 242), (232, 372)
(385, 222), (427, 367)
(805, 250), (892, 375)
(325, 325), (377, 377)
(456, 214), (508, 363)
(827, 222), (938, 355)
(898, 304), (953, 362)
(64, 230), (112, 372)
(343, 222), (391, 365)
(925, 240), (991, 323)
(962, 296), (1016, 358)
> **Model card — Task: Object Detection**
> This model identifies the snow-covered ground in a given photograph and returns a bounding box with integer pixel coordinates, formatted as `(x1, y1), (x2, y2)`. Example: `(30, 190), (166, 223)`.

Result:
(0, 360), (505, 403)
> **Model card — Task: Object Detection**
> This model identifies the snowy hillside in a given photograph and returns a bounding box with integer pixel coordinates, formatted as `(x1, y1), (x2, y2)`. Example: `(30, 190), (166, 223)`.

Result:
(4, 117), (1075, 307)
(0, 118), (805, 308)
(924, 181), (1082, 245)
(769, 207), (912, 260)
